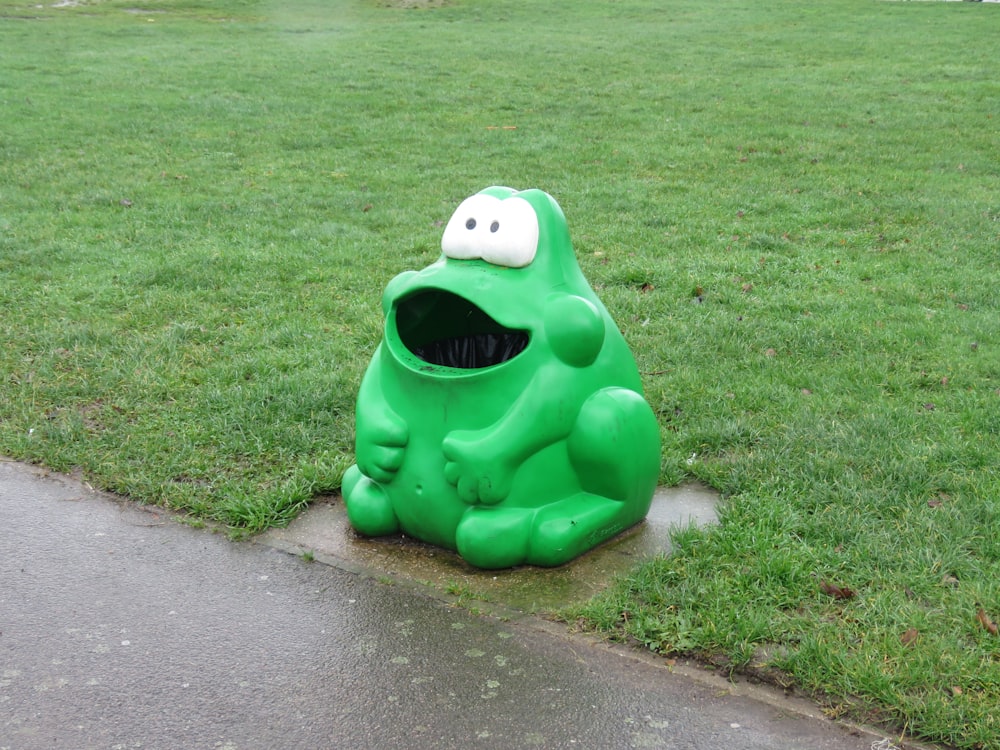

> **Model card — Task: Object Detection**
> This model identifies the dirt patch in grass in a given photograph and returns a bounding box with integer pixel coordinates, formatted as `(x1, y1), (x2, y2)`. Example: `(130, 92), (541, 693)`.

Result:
(370, 0), (450, 8)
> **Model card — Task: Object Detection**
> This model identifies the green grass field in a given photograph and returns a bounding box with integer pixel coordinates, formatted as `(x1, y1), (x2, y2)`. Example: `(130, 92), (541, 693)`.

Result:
(2, 0), (998, 746)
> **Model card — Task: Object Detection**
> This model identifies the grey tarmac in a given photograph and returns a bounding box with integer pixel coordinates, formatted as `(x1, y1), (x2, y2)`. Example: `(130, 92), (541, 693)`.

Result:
(1, 458), (917, 749)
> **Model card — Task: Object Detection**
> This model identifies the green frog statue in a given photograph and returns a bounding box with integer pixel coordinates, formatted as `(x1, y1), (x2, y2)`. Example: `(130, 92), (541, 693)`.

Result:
(343, 187), (661, 569)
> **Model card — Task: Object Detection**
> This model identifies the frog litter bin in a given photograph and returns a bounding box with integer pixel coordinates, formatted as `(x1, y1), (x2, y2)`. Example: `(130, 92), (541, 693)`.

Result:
(343, 187), (661, 569)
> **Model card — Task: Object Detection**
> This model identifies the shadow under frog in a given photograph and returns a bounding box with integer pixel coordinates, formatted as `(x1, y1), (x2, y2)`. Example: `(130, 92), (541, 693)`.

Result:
(343, 187), (661, 569)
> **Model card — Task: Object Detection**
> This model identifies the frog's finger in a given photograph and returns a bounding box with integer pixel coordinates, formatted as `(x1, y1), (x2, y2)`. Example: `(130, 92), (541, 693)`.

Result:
(455, 474), (481, 504)
(362, 446), (404, 483)
(377, 444), (405, 471)
(478, 475), (509, 505)
(443, 460), (461, 487)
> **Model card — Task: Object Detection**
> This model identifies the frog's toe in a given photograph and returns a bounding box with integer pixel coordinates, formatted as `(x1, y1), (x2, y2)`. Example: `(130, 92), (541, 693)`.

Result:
(343, 466), (399, 537)
(456, 507), (533, 569)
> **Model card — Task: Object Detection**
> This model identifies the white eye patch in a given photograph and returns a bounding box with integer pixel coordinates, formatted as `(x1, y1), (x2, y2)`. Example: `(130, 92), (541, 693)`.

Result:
(441, 194), (539, 268)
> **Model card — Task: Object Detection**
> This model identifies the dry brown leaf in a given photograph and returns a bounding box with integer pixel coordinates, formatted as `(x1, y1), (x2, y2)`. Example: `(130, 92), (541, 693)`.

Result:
(819, 580), (856, 600)
(900, 628), (919, 647)
(976, 608), (998, 636)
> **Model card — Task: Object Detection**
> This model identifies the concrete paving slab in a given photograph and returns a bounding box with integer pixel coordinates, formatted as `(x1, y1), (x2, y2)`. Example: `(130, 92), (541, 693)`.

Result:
(260, 483), (720, 612)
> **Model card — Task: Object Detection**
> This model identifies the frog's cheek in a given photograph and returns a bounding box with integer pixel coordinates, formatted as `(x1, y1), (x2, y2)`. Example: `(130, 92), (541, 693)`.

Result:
(382, 270), (419, 316)
(544, 294), (605, 368)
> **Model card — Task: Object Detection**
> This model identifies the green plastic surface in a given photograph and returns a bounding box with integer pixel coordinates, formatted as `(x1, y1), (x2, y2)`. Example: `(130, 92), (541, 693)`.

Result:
(344, 187), (661, 569)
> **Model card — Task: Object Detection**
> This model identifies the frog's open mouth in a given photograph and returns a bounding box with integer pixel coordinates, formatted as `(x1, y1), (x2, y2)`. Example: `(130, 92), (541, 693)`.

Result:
(394, 289), (529, 369)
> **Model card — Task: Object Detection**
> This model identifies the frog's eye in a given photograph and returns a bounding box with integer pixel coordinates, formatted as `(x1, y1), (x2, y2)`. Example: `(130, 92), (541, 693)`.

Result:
(441, 194), (539, 268)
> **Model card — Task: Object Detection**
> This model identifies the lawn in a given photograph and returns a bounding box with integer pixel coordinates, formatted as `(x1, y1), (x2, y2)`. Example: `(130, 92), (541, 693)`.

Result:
(1, 0), (998, 746)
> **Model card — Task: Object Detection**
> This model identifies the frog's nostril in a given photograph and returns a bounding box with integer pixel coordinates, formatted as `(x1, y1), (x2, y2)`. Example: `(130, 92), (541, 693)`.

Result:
(465, 218), (476, 230)
(490, 221), (500, 233)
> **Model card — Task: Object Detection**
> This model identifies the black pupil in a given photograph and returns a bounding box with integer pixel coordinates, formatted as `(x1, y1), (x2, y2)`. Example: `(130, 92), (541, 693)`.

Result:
(466, 218), (476, 230)
(490, 221), (500, 233)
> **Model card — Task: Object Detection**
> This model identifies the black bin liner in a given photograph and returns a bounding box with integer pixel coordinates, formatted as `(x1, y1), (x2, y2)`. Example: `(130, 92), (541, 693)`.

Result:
(396, 289), (529, 369)
(412, 332), (529, 369)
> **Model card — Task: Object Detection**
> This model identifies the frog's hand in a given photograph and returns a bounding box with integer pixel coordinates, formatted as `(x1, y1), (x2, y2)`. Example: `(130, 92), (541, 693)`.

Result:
(442, 431), (514, 505)
(355, 406), (408, 484)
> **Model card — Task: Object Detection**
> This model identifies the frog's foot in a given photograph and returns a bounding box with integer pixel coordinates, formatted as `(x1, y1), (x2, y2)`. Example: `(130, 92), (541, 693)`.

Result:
(527, 493), (635, 567)
(456, 506), (534, 569)
(342, 464), (400, 537)
(514, 387), (660, 567)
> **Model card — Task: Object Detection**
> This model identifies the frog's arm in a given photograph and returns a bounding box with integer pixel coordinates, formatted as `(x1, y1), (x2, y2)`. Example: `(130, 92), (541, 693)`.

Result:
(354, 348), (409, 484)
(443, 294), (604, 504)
(352, 271), (423, 484)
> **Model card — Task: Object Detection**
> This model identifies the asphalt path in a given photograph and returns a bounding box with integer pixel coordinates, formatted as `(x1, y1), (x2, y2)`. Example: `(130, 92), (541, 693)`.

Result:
(1, 459), (897, 749)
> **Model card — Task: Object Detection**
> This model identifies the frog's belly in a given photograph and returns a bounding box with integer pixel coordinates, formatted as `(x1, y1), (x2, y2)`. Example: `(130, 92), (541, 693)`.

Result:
(387, 433), (464, 550)
(386, 436), (581, 551)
